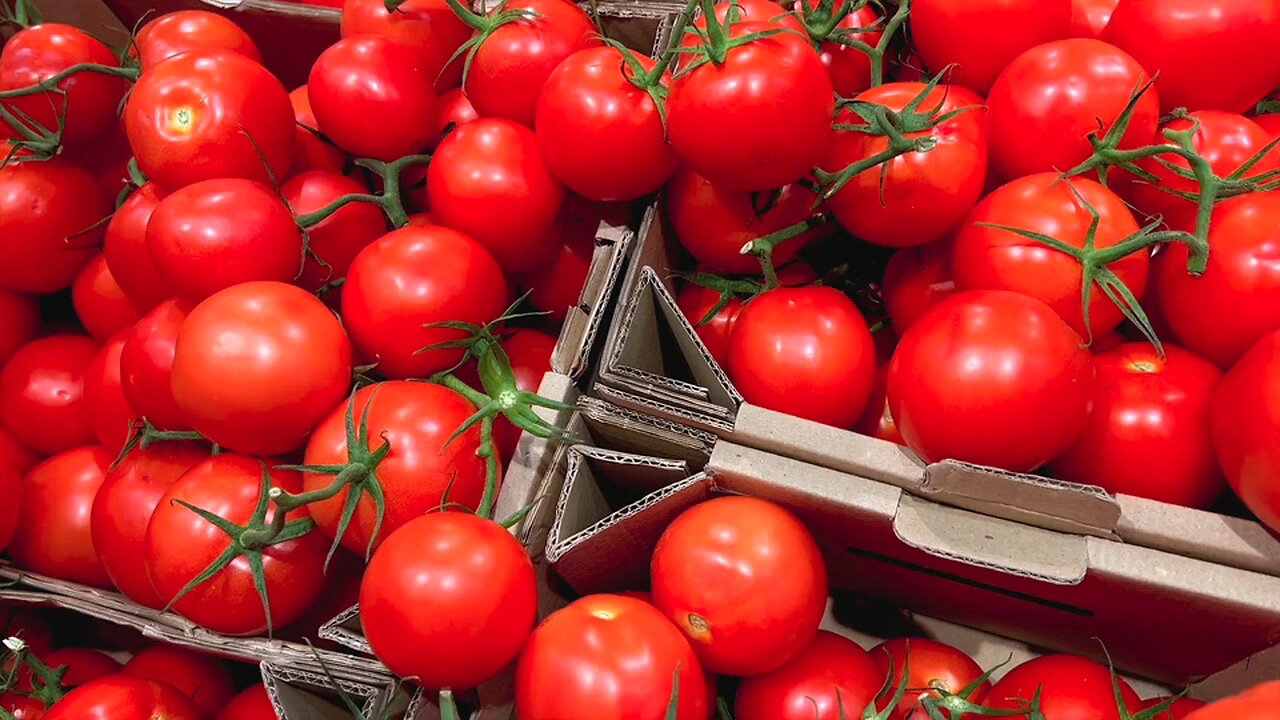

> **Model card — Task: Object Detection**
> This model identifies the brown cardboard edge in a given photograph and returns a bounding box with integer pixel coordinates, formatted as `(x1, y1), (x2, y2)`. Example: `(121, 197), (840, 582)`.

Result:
(264, 660), (400, 720)
(593, 383), (735, 435)
(1115, 494), (1280, 578)
(552, 223), (633, 380)
(577, 395), (717, 455)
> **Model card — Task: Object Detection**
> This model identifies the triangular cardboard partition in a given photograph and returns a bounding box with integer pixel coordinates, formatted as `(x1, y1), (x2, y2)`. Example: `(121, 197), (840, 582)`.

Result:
(263, 661), (403, 720)
(552, 221), (634, 382)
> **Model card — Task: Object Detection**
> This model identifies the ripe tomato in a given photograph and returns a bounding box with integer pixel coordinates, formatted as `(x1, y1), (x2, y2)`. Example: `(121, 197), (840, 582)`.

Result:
(854, 365), (904, 445)
(668, 21), (833, 192)
(911, 0), (1070, 94)
(340, 0), (470, 91)
(1154, 192), (1280, 369)
(308, 35), (439, 161)
(517, 196), (599, 323)
(120, 299), (192, 431)
(821, 82), (987, 248)
(92, 443), (209, 607)
(1257, 112), (1280, 139)
(1070, 0), (1118, 36)
(72, 254), (140, 341)
(0, 160), (108, 293)
(81, 331), (137, 455)
(882, 241), (955, 334)
(215, 685), (276, 720)
(282, 171), (387, 293)
(678, 284), (743, 368)
(104, 182), (170, 311)
(0, 461), (17, 554)
(800, 0), (882, 97)
(146, 455), (328, 635)
(651, 496), (828, 676)
(984, 654), (1141, 719)
(0, 335), (99, 456)
(986, 39), (1158, 180)
(134, 10), (262, 69)
(125, 50), (295, 190)
(951, 174), (1147, 339)
(287, 86), (348, 176)
(726, 286), (876, 429)
(0, 427), (39, 475)
(9, 446), (112, 587)
(872, 638), (988, 720)
(342, 225), (509, 378)
(435, 87), (478, 139)
(888, 291), (1095, 471)
(0, 693), (43, 720)
(1051, 342), (1223, 508)
(1102, 0), (1280, 113)
(428, 118), (566, 273)
(0, 290), (38, 367)
(1184, 682), (1280, 720)
(361, 512), (537, 690)
(736, 631), (882, 720)
(1212, 329), (1280, 531)
(1142, 696), (1207, 719)
(15, 647), (119, 692)
(43, 676), (200, 720)
(121, 645), (236, 718)
(515, 594), (712, 720)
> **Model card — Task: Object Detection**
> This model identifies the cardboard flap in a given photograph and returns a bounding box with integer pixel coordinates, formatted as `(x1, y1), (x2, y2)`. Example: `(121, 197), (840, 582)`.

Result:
(263, 661), (399, 720)
(318, 604), (370, 657)
(203, 0), (338, 17)
(594, 382), (736, 434)
(553, 222), (634, 381)
(1114, 494), (1280, 578)
(491, 372), (579, 539)
(1192, 642), (1280, 702)
(578, 396), (715, 465)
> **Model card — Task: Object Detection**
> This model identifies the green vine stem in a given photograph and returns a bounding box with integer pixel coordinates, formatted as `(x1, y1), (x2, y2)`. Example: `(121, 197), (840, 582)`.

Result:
(795, 0), (911, 89)
(0, 637), (65, 710)
(441, 0), (540, 86)
(293, 153), (431, 230)
(0, 64), (139, 102)
(739, 215), (832, 289)
(674, 0), (788, 74)
(110, 418), (213, 469)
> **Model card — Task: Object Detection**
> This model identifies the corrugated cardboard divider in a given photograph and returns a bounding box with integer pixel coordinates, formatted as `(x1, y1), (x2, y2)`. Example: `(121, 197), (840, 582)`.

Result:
(552, 222), (634, 382)
(263, 661), (403, 720)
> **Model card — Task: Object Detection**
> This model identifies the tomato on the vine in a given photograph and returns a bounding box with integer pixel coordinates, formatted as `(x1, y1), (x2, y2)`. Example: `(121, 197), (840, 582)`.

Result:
(882, 241), (955, 334)
(13, 647), (119, 692)
(121, 645), (236, 719)
(0, 461), (17, 555)
(43, 676), (200, 720)
(287, 86), (348, 176)
(736, 631), (883, 720)
(9, 445), (113, 587)
(134, 10), (262, 69)
(1184, 682), (1280, 720)
(1142, 696), (1207, 719)
(872, 638), (988, 720)
(0, 334), (99, 456)
(517, 196), (600, 323)
(1069, 0), (1118, 37)
(281, 171), (388, 293)
(104, 182), (170, 312)
(799, 0), (882, 97)
(0, 160), (108, 294)
(482, 329), (556, 460)
(340, 0), (470, 90)
(120, 299), (192, 431)
(81, 331), (137, 455)
(984, 654), (1141, 719)
(72, 254), (140, 341)
(215, 685), (277, 720)
(1212, 329), (1280, 532)
(0, 290), (38, 368)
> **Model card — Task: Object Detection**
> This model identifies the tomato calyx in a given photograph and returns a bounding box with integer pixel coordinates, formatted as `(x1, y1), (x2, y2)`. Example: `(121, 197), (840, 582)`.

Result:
(294, 153), (430, 231)
(793, 0), (910, 88)
(914, 658), (1023, 720)
(739, 213), (831, 288)
(0, 637), (65, 711)
(673, 270), (767, 326)
(441, 0), (540, 87)
(677, 0), (790, 71)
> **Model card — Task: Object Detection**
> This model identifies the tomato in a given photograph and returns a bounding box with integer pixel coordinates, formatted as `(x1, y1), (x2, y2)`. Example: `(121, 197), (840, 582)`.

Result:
(491, 329), (556, 458)
(0, 290), (39, 367)
(146, 455), (328, 635)
(667, 21), (833, 192)
(43, 676), (200, 720)
(121, 645), (236, 718)
(342, 225), (509, 379)
(119, 299), (191, 431)
(287, 86), (347, 176)
(1070, 0), (1118, 36)
(302, 381), (487, 555)
(428, 118), (567, 273)
(125, 50), (295, 190)
(986, 39), (1158, 181)
(14, 648), (120, 692)
(308, 35), (439, 161)
(0, 427), (40, 475)
(81, 331), (137, 455)
(984, 654), (1141, 719)
(800, 0), (882, 97)
(1185, 682), (1280, 720)
(0, 335), (99, 456)
(340, 0), (471, 91)
(888, 291), (1095, 471)
(515, 594), (712, 720)
(910, 0), (1071, 95)
(517, 197), (599, 323)
(1257, 113), (1280, 139)
(9, 446), (112, 587)
(726, 286), (876, 429)
(92, 443), (209, 607)
(0, 24), (127, 146)
(0, 694), (43, 720)
(882, 241), (955, 334)
(134, 10), (262, 69)
(678, 284), (743, 369)
(1154, 192), (1280, 369)
(872, 638), (988, 720)
(736, 631), (881, 720)
(0, 461), (18, 554)
(1102, 0), (1280, 114)
(651, 496), (827, 676)
(104, 182), (170, 311)
(0, 160), (108, 293)
(1212, 329), (1280, 531)
(951, 174), (1147, 339)
(854, 365), (904, 445)
(215, 685), (276, 720)
(821, 82), (987, 248)
(361, 512), (537, 690)
(72, 255), (140, 341)
(282, 171), (387, 293)
(695, 0), (803, 34)
(435, 87), (478, 139)
(1142, 697), (1207, 719)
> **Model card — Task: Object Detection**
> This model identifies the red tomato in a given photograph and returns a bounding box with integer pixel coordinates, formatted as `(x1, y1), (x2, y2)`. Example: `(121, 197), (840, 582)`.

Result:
(694, 0), (803, 33)
(73, 254), (140, 341)
(517, 197), (599, 323)
(986, 39), (1158, 180)
(872, 638), (988, 720)
(515, 594), (712, 720)
(0, 160), (108, 293)
(491, 329), (556, 458)
(0, 427), (40, 475)
(146, 455), (328, 635)
(951, 174), (1147, 339)
(1154, 192), (1280, 369)
(0, 461), (17, 554)
(120, 299), (192, 431)
(9, 446), (112, 587)
(1142, 696), (1207, 719)
(302, 381), (487, 555)
(361, 512), (537, 690)
(1185, 682), (1280, 720)
(1212, 329), (1280, 531)
(282, 171), (388, 292)
(1051, 342), (1223, 508)
(215, 685), (276, 720)
(287, 86), (348, 176)
(1257, 113), (1280, 138)
(134, 10), (262, 69)
(984, 654), (1141, 719)
(14, 647), (119, 693)
(854, 365), (904, 445)
(435, 87), (478, 140)
(736, 631), (882, 720)
(678, 285), (743, 369)
(308, 35), (439, 161)
(0, 693), (43, 720)
(342, 225), (509, 379)
(0, 290), (39, 367)
(92, 443), (209, 607)
(800, 0), (882, 97)
(121, 645), (236, 719)
(340, 0), (470, 90)
(651, 496), (828, 676)
(1102, 0), (1280, 113)
(882, 241), (956, 334)
(668, 21), (833, 192)
(125, 50), (295, 190)
(888, 291), (1095, 471)
(0, 335), (99, 456)
(821, 82), (987, 248)
(104, 182), (170, 311)
(911, 0), (1071, 94)
(1070, 0), (1118, 36)
(43, 675), (200, 720)
(81, 331), (137, 455)
(428, 118), (567, 274)
(726, 286), (876, 429)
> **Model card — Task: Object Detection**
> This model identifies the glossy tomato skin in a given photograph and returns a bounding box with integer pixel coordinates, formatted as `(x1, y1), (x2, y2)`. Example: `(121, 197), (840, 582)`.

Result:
(516, 196), (599, 323)
(81, 331), (137, 455)
(146, 455), (328, 635)
(1212, 330), (1280, 531)
(0, 335), (99, 456)
(9, 446), (113, 587)
(0, 461), (18, 555)
(1155, 192), (1280, 369)
(804, 0), (882, 97)
(951, 174), (1147, 339)
(342, 225), (509, 378)
(911, 0), (1071, 94)
(668, 21), (833, 192)
(0, 290), (39, 368)
(171, 282), (352, 456)
(215, 685), (276, 720)
(651, 496), (828, 676)
(986, 39), (1158, 180)
(435, 87), (478, 139)
(1051, 343), (1223, 509)
(134, 10), (262, 69)
(736, 631), (882, 720)
(872, 638), (988, 720)
(361, 512), (537, 690)
(822, 82), (987, 248)
(516, 594), (712, 720)
(882, 241), (955, 334)
(888, 291), (1095, 471)
(428, 118), (567, 273)
(120, 299), (192, 431)
(340, 0), (470, 90)
(1141, 697), (1207, 719)
(984, 654), (1141, 719)
(121, 645), (236, 719)
(282, 171), (388, 293)
(73, 254), (140, 341)
(678, 285), (743, 369)
(103, 182), (170, 311)
(1069, 0), (1117, 36)
(0, 161), (108, 293)
(125, 50), (295, 190)
(15, 647), (119, 692)
(92, 443), (209, 607)
(43, 675), (201, 720)
(1257, 113), (1280, 139)
(726, 287), (876, 429)
(287, 86), (348, 176)
(1184, 682), (1280, 720)
(0, 428), (39, 476)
